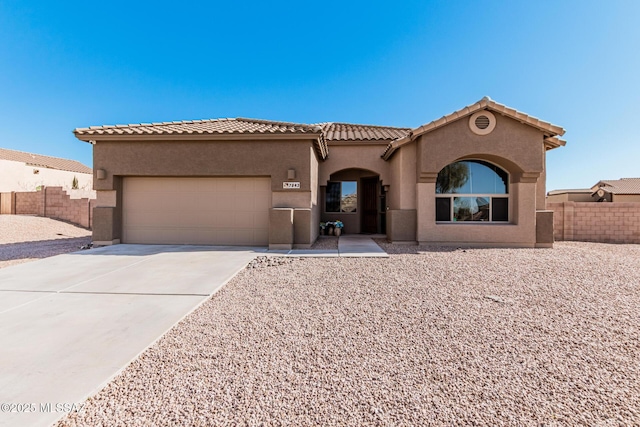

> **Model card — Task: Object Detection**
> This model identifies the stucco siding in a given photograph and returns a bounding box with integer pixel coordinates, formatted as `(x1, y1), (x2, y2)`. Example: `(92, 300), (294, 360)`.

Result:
(0, 159), (93, 193)
(93, 139), (316, 192)
(388, 141), (416, 210)
(91, 139), (317, 244)
(417, 114), (545, 180)
(318, 144), (390, 185)
(612, 194), (640, 202)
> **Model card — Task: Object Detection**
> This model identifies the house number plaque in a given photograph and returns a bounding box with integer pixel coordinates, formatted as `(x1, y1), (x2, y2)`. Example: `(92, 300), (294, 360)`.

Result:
(283, 182), (300, 189)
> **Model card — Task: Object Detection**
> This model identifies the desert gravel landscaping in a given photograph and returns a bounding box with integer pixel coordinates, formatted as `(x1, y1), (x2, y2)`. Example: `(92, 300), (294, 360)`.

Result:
(0, 216), (91, 268)
(56, 241), (640, 426)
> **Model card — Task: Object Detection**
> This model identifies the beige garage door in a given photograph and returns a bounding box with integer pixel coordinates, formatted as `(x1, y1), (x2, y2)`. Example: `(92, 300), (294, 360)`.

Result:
(123, 177), (271, 246)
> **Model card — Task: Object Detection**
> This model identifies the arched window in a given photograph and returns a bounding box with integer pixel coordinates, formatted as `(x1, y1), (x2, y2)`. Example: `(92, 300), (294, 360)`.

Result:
(435, 160), (509, 222)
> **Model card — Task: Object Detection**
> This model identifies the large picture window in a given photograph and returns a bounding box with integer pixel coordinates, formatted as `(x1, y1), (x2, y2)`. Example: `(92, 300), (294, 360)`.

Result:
(435, 160), (509, 222)
(326, 181), (357, 213)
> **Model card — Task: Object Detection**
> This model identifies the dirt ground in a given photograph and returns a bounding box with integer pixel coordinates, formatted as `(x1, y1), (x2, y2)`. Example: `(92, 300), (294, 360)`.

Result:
(0, 216), (91, 268)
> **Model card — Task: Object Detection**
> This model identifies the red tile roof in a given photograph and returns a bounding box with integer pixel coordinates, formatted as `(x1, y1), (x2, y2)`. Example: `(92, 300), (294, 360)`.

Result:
(74, 117), (322, 137)
(317, 123), (410, 141)
(0, 147), (92, 174)
(383, 97), (566, 159)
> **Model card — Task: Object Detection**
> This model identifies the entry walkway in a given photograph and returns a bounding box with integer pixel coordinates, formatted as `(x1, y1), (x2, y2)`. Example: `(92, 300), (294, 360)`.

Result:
(338, 234), (388, 257)
(275, 234), (389, 258)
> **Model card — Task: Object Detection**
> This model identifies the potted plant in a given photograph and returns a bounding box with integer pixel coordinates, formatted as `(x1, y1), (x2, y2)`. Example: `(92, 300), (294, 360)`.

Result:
(334, 220), (344, 237)
(326, 222), (335, 235)
(320, 222), (326, 235)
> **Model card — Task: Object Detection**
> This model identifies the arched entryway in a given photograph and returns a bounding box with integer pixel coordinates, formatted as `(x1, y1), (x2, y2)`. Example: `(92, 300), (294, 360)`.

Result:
(321, 168), (385, 234)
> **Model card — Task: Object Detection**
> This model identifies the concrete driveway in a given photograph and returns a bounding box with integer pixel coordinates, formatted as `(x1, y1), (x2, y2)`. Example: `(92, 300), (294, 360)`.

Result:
(0, 244), (262, 427)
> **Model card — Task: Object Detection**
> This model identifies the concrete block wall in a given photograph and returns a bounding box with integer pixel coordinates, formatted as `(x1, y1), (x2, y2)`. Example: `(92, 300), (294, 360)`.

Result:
(8, 187), (94, 229)
(15, 191), (44, 216)
(548, 202), (640, 243)
(43, 187), (94, 229)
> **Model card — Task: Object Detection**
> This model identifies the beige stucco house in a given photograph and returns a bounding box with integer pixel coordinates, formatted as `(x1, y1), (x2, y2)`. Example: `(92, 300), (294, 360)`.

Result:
(0, 147), (93, 195)
(74, 97), (566, 248)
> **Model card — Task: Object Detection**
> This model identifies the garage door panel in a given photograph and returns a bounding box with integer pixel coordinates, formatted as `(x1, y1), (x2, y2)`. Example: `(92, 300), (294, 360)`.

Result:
(234, 180), (256, 192)
(123, 177), (271, 246)
(216, 193), (236, 212)
(254, 212), (269, 228)
(254, 179), (271, 192)
(233, 212), (254, 228)
(234, 229), (256, 246)
(234, 197), (255, 211)
(255, 194), (271, 210)
(254, 229), (269, 245)
(147, 211), (185, 227)
(188, 210), (214, 225)
(215, 178), (237, 192)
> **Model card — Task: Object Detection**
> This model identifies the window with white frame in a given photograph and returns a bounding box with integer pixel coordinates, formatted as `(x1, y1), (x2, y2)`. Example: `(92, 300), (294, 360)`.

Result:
(435, 160), (509, 222)
(326, 181), (357, 213)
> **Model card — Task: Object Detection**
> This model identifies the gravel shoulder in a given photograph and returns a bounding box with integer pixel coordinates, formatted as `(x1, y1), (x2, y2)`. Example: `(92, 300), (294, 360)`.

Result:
(0, 216), (91, 268)
(57, 241), (640, 426)
(310, 235), (338, 250)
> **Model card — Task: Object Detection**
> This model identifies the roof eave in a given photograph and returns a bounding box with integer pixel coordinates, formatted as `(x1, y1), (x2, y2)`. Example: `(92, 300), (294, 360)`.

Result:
(74, 131), (322, 142)
(381, 134), (411, 161)
(409, 97), (566, 141)
(74, 130), (328, 160)
(544, 136), (567, 151)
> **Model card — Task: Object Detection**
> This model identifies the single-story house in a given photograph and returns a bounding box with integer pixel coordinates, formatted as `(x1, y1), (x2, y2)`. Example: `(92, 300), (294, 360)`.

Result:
(0, 147), (93, 194)
(546, 189), (594, 203)
(74, 97), (566, 248)
(547, 178), (640, 203)
(590, 178), (640, 202)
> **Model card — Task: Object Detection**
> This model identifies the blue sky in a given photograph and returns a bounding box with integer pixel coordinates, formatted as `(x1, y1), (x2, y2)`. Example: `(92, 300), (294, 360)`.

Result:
(1, 1), (638, 191)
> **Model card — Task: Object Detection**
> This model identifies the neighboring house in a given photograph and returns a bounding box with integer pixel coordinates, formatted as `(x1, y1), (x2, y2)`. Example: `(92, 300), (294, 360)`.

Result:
(74, 97), (566, 248)
(547, 178), (640, 203)
(546, 189), (594, 203)
(591, 178), (640, 202)
(0, 147), (93, 195)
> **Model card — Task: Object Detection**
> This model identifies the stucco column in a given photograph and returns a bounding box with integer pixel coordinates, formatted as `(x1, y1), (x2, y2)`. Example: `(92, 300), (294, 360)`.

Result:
(416, 182), (435, 242)
(513, 181), (537, 244)
(92, 179), (122, 245)
(269, 208), (294, 250)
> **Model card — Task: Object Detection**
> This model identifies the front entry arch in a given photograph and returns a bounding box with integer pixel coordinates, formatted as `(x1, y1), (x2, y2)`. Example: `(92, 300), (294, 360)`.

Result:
(322, 168), (383, 234)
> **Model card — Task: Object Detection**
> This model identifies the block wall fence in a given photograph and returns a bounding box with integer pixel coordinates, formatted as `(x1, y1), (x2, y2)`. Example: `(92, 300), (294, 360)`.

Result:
(547, 202), (640, 244)
(0, 187), (95, 229)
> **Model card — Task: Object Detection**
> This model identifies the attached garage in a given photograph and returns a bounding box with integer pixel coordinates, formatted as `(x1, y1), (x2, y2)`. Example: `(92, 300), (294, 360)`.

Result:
(122, 177), (271, 246)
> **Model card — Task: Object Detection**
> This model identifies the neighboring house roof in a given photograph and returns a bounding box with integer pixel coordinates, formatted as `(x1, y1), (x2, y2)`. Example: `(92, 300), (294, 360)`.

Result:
(547, 189), (592, 196)
(74, 117), (322, 137)
(317, 122), (410, 142)
(383, 96), (566, 160)
(592, 178), (640, 194)
(0, 147), (92, 174)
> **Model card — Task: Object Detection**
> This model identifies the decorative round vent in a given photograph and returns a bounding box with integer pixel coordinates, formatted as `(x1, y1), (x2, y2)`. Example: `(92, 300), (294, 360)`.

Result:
(475, 115), (490, 129)
(469, 110), (496, 135)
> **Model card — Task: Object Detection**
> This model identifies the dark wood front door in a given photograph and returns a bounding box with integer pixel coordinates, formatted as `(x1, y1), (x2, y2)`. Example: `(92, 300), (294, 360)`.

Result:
(362, 177), (378, 233)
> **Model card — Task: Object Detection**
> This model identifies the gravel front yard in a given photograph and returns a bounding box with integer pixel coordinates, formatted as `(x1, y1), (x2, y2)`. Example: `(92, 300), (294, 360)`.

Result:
(0, 216), (91, 268)
(57, 241), (640, 426)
